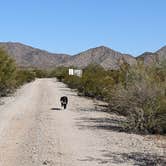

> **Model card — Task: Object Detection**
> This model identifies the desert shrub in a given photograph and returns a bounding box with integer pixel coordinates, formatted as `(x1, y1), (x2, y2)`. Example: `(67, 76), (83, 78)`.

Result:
(64, 75), (82, 89)
(32, 69), (48, 78)
(15, 69), (35, 86)
(79, 64), (125, 100)
(109, 62), (166, 134)
(0, 48), (17, 96)
(80, 64), (106, 98)
(49, 67), (68, 81)
(0, 48), (36, 97)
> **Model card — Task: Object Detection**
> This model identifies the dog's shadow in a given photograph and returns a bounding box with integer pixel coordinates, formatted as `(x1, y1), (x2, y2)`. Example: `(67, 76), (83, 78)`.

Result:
(51, 108), (62, 111)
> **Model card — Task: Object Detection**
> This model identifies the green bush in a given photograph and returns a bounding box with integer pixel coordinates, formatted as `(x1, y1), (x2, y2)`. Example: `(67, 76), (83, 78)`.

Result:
(49, 67), (68, 81)
(80, 64), (110, 99)
(15, 69), (35, 86)
(0, 48), (17, 96)
(63, 75), (81, 89)
(32, 69), (49, 78)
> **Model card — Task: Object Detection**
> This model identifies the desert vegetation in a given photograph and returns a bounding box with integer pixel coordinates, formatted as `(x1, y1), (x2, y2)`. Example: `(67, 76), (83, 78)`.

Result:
(109, 62), (166, 134)
(0, 48), (37, 97)
(0, 48), (18, 96)
(50, 61), (166, 134)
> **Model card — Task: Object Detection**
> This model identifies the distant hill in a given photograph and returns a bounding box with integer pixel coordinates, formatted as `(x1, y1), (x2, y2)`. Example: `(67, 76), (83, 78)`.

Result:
(156, 46), (166, 61)
(0, 42), (165, 69)
(137, 46), (166, 64)
(136, 52), (158, 65)
(0, 42), (70, 69)
(63, 46), (136, 69)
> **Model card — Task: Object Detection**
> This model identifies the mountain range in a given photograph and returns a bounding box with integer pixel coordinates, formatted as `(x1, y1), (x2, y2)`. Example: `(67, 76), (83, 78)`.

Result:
(0, 42), (165, 69)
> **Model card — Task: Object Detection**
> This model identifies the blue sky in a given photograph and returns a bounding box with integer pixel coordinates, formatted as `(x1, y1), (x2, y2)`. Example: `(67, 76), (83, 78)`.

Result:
(0, 0), (166, 56)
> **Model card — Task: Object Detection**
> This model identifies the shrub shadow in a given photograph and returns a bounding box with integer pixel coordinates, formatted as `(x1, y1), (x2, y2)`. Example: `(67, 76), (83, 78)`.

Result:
(78, 151), (166, 165)
(76, 116), (126, 132)
(78, 107), (108, 113)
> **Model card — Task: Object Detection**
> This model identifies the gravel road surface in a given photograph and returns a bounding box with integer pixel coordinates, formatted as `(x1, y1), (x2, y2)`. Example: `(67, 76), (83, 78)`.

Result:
(0, 78), (165, 166)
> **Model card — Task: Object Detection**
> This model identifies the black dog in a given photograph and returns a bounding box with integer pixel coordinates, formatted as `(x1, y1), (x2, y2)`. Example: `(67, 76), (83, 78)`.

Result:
(60, 96), (68, 109)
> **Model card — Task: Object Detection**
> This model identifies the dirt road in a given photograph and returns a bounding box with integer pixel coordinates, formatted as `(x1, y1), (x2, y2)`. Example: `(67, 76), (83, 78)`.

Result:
(0, 78), (165, 166)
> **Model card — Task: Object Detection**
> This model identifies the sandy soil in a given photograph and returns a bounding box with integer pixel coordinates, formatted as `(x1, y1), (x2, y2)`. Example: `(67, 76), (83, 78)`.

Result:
(0, 78), (165, 166)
